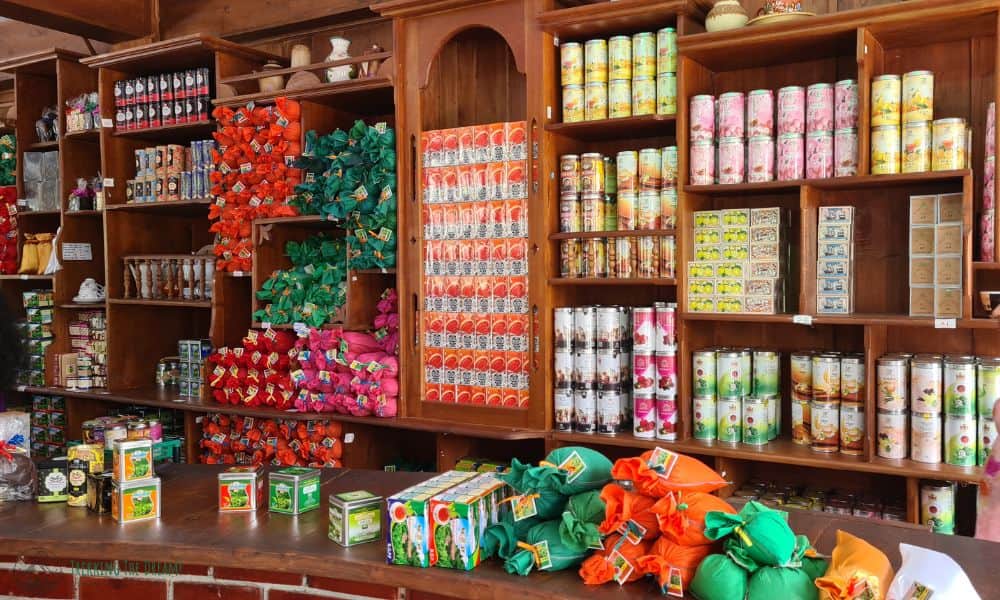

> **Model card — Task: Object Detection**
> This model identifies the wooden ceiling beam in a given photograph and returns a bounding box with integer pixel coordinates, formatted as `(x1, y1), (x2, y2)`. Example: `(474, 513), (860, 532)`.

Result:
(0, 0), (151, 43)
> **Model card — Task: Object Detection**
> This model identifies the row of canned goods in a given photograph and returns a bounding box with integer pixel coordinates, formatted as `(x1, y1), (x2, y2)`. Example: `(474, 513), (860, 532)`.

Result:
(871, 117), (970, 175)
(876, 353), (999, 415)
(562, 148), (678, 195)
(690, 130), (857, 185)
(876, 409), (994, 467)
(560, 190), (676, 233)
(692, 395), (781, 446)
(559, 236), (675, 279)
(787, 351), (866, 402)
(554, 388), (681, 439)
(553, 303), (676, 353)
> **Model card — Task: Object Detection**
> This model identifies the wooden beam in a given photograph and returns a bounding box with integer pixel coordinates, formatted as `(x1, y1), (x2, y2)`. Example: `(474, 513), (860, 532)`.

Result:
(0, 0), (151, 43)
(159, 0), (371, 40)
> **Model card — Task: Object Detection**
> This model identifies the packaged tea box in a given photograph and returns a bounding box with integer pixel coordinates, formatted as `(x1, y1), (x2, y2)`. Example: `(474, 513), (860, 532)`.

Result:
(66, 458), (89, 507)
(219, 465), (264, 512)
(87, 471), (113, 514)
(269, 467), (320, 515)
(429, 473), (509, 570)
(112, 439), (154, 483)
(328, 490), (382, 546)
(386, 471), (479, 567)
(37, 459), (68, 502)
(112, 477), (161, 523)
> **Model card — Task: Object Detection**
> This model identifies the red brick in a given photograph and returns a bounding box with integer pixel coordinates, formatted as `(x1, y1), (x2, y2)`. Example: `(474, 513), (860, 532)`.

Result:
(213, 566), (302, 585)
(179, 564), (211, 575)
(0, 569), (74, 599)
(307, 576), (396, 598)
(23, 556), (77, 568)
(174, 582), (262, 600)
(80, 577), (168, 600)
(269, 591), (327, 600)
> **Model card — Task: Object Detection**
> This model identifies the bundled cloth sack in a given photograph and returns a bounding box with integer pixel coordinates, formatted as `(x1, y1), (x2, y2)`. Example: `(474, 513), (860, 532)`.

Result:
(746, 536), (827, 600)
(559, 489), (606, 551)
(611, 448), (728, 496)
(637, 535), (714, 595)
(815, 530), (894, 600)
(598, 483), (660, 542)
(504, 520), (590, 576)
(504, 446), (613, 497)
(690, 553), (749, 600)
(481, 515), (541, 561)
(704, 501), (797, 568)
(579, 533), (652, 585)
(653, 491), (737, 546)
(886, 543), (980, 600)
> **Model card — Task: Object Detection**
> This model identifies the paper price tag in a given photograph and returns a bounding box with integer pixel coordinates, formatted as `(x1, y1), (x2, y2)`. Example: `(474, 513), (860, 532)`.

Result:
(101, 118), (114, 128)
(793, 314), (813, 326)
(292, 322), (309, 336)
(19, 274), (27, 280)
(261, 321), (271, 330)
(103, 178), (115, 188)
(15, 386), (26, 392)
(935, 318), (957, 329)
(344, 433), (355, 444)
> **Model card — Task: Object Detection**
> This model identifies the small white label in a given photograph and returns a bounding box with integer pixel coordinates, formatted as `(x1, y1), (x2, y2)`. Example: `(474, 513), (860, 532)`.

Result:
(19, 274), (27, 280)
(792, 314), (813, 326)
(546, 105), (552, 120)
(344, 433), (355, 444)
(103, 178), (115, 188)
(553, 36), (559, 46)
(232, 271), (246, 277)
(261, 321), (271, 329)
(62, 243), (93, 261)
(101, 118), (114, 128)
(935, 318), (957, 329)
(15, 386), (26, 392)
(293, 322), (309, 336)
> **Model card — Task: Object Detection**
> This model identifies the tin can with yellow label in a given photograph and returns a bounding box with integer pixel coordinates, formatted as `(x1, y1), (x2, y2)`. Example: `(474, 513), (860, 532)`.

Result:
(609, 79), (631, 119)
(871, 124), (901, 175)
(560, 42), (583, 86)
(584, 39), (607, 84)
(585, 82), (608, 121)
(632, 76), (656, 116)
(902, 121), (931, 173)
(562, 84), (584, 123)
(631, 32), (656, 79)
(932, 118), (968, 171)
(656, 27), (677, 75)
(657, 73), (677, 116)
(872, 74), (901, 126)
(608, 36), (631, 81)
(638, 148), (661, 192)
(902, 70), (934, 124)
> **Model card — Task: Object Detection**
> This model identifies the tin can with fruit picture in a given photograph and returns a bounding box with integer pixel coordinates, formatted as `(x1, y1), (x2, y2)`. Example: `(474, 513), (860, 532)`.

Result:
(633, 352), (655, 395)
(608, 35), (631, 80)
(636, 235), (657, 278)
(740, 349), (753, 397)
(717, 397), (742, 444)
(911, 357), (943, 413)
(616, 150), (638, 193)
(877, 408), (908, 459)
(911, 412), (942, 463)
(834, 79), (858, 130)
(777, 133), (804, 181)
(978, 357), (1000, 416)
(718, 92), (745, 139)
(840, 354), (865, 402)
(902, 121), (931, 173)
(921, 481), (955, 534)
(765, 395), (779, 440)
(945, 413), (977, 466)
(689, 94), (715, 142)
(791, 351), (812, 401)
(748, 89), (774, 137)
(563, 84), (584, 123)
(584, 38), (607, 84)
(638, 148), (661, 191)
(944, 356), (976, 415)
(753, 350), (780, 397)
(689, 139), (716, 185)
(693, 396), (717, 440)
(693, 350), (717, 397)
(806, 131), (833, 179)
(598, 389), (622, 435)
(633, 76), (656, 116)
(811, 400), (840, 452)
(615, 237), (633, 277)
(902, 70), (934, 123)
(580, 153), (604, 194)
(834, 128), (858, 177)
(806, 83), (834, 133)
(717, 350), (744, 398)
(554, 388), (573, 431)
(632, 306), (654, 352)
(878, 356), (908, 410)
(654, 302), (675, 350)
(609, 79), (632, 119)
(777, 85), (805, 135)
(932, 118), (967, 170)
(980, 417), (997, 466)
(632, 32), (656, 78)
(718, 137), (745, 185)
(661, 146), (678, 187)
(748, 136), (775, 183)
(872, 74), (901, 126)
(811, 354), (841, 401)
(871, 124), (901, 175)
(560, 42), (583, 86)
(634, 394), (656, 439)
(574, 387), (597, 434)
(585, 82), (608, 121)
(657, 73), (677, 116)
(655, 350), (677, 397)
(656, 27), (676, 75)
(792, 399), (811, 444)
(660, 188), (677, 228)
(839, 402), (864, 455)
(742, 397), (768, 445)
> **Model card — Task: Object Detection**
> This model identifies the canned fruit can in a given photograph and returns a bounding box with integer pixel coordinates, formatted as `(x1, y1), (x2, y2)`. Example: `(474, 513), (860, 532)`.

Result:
(693, 396), (717, 440)
(839, 402), (864, 454)
(657, 73), (677, 116)
(717, 351), (745, 398)
(911, 358), (943, 413)
(877, 409), (908, 459)
(633, 352), (655, 394)
(638, 148), (661, 191)
(743, 398), (769, 445)
(573, 350), (597, 389)
(791, 352), (813, 400)
(718, 137), (745, 184)
(945, 413), (977, 466)
(748, 136), (775, 183)
(608, 36), (632, 80)
(609, 79), (632, 119)
(597, 351), (621, 390)
(554, 388), (573, 431)
(661, 146), (678, 188)
(632, 307), (654, 352)
(834, 79), (858, 130)
(902, 70), (934, 123)
(811, 400), (840, 452)
(554, 308), (573, 351)
(689, 95), (715, 142)
(978, 358), (1000, 416)
(778, 86), (805, 135)
(944, 357), (976, 415)
(654, 303), (675, 351)
(718, 92), (745, 139)
(921, 482), (955, 534)
(573, 306), (596, 350)
(563, 84), (585, 123)
(660, 188), (677, 228)
(560, 154), (580, 195)
(580, 153), (605, 194)
(911, 412), (942, 463)
(656, 396), (678, 441)
(634, 394), (656, 438)
(838, 355), (864, 403)
(792, 399), (812, 444)
(636, 191), (659, 229)
(617, 192), (636, 230)
(872, 74), (902, 126)
(777, 133), (804, 181)
(748, 89), (774, 137)
(581, 193), (605, 232)
(834, 128), (858, 177)
(753, 351), (780, 397)
(560, 43), (583, 86)
(871, 125), (901, 175)
(616, 150), (638, 193)
(690, 140), (716, 185)
(932, 118), (967, 171)
(631, 32), (656, 79)
(598, 390), (622, 435)
(655, 351), (677, 396)
(574, 388), (597, 433)
(559, 195), (581, 232)
(632, 77), (656, 116)
(980, 418), (997, 466)
(811, 354), (841, 400)
(806, 83), (834, 133)
(717, 398), (742, 444)
(806, 131), (833, 179)
(585, 82), (608, 121)
(878, 357), (908, 410)
(693, 350), (717, 397)
(584, 39), (608, 84)
(656, 27), (677, 75)
(614, 237), (633, 277)
(595, 307), (621, 351)
(902, 121), (931, 173)
(560, 239), (581, 277)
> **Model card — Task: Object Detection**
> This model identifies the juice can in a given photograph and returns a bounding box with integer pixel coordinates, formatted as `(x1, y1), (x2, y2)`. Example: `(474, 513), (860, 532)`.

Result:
(840, 354), (865, 402)
(921, 481), (955, 534)
(944, 356), (977, 415)
(616, 150), (638, 193)
(634, 394), (656, 438)
(777, 133), (804, 181)
(633, 352), (655, 394)
(748, 89), (774, 137)
(902, 121), (931, 173)
(580, 153), (605, 194)
(574, 387), (597, 433)
(597, 351), (621, 390)
(806, 131), (833, 179)
(812, 354), (841, 400)
(636, 191), (659, 229)
(573, 306), (596, 350)
(806, 83), (834, 133)
(902, 70), (934, 123)
(608, 36), (632, 81)
(872, 74), (901, 126)
(978, 357), (1000, 416)
(871, 124), (901, 175)
(559, 195), (581, 233)
(632, 76), (656, 116)
(614, 237), (633, 277)
(631, 32), (656, 79)
(656, 27), (677, 75)
(554, 350), (573, 388)
(656, 73), (677, 116)
(840, 402), (865, 455)
(563, 84), (585, 123)
(659, 236), (675, 277)
(718, 92), (746, 139)
(638, 148), (661, 191)
(717, 397), (742, 444)
(911, 411), (942, 463)
(932, 118), (967, 170)
(636, 236), (657, 278)
(656, 395), (678, 441)
(877, 408), (908, 459)
(560, 239), (581, 277)
(717, 350), (744, 398)
(617, 192), (636, 230)
(598, 390), (622, 434)
(980, 417), (997, 466)
(581, 192), (605, 232)
(693, 350), (717, 397)
(692, 396), (717, 440)
(748, 136), (775, 183)
(777, 85), (805, 135)
(810, 400), (840, 453)
(753, 351), (780, 397)
(609, 79), (632, 118)
(834, 128), (858, 177)
(743, 397), (769, 445)
(911, 357), (943, 413)
(689, 94), (715, 142)
(690, 139), (716, 185)
(945, 413), (977, 466)
(583, 238), (607, 277)
(661, 146), (678, 187)
(718, 137), (745, 184)
(560, 42), (583, 86)
(554, 388), (573, 431)
(559, 154), (580, 195)
(574, 350), (597, 390)
(660, 188), (677, 228)
(554, 307), (573, 351)
(792, 399), (811, 444)
(584, 39), (607, 83)
(834, 79), (858, 130)
(654, 302), (675, 351)
(632, 307), (654, 352)
(585, 82), (608, 121)
(655, 350), (677, 396)
(596, 306), (621, 351)
(878, 356), (908, 410)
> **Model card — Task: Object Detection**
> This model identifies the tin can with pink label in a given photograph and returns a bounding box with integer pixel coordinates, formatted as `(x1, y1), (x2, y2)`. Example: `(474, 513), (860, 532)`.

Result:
(656, 396), (678, 441)
(689, 139), (715, 185)
(748, 89), (774, 137)
(988, 101), (996, 158)
(633, 352), (655, 394)
(690, 94), (715, 142)
(655, 350), (677, 397)
(982, 210), (995, 261)
(718, 92), (745, 139)
(835, 79), (858, 130)
(806, 131), (833, 179)
(985, 155), (995, 210)
(747, 136), (775, 183)
(632, 306), (654, 352)
(834, 128), (858, 177)
(654, 302), (675, 350)
(777, 133), (804, 181)
(806, 83), (834, 133)
(778, 86), (805, 135)
(718, 137), (745, 184)
(634, 394), (656, 438)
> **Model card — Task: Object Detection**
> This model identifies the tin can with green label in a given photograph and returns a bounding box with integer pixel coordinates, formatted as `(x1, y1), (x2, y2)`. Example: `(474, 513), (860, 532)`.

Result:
(693, 350), (717, 397)
(763, 395), (779, 440)
(753, 350), (780, 397)
(631, 32), (656, 79)
(945, 413), (977, 466)
(329, 490), (383, 547)
(717, 350), (744, 398)
(717, 397), (741, 444)
(742, 397), (768, 445)
(692, 396), (717, 440)
(978, 357), (1000, 416)
(944, 355), (977, 415)
(980, 417), (997, 466)
(269, 467), (321, 515)
(740, 349), (753, 398)
(920, 481), (955, 534)
(608, 35), (632, 81)
(657, 73), (676, 116)
(656, 27), (677, 75)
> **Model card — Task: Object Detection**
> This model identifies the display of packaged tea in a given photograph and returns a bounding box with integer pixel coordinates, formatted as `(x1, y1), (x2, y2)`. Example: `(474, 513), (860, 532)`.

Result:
(328, 490), (382, 546)
(219, 465), (264, 512)
(268, 467), (321, 515)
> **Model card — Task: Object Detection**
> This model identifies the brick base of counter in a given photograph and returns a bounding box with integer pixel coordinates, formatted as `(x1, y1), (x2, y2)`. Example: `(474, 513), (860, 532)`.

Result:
(0, 556), (454, 600)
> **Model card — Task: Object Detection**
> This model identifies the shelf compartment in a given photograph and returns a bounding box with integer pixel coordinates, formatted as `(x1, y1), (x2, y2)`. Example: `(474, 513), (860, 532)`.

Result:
(112, 120), (216, 144)
(550, 228), (675, 240)
(537, 0), (708, 39)
(549, 277), (676, 286)
(63, 129), (101, 142)
(214, 78), (395, 116)
(545, 114), (675, 142)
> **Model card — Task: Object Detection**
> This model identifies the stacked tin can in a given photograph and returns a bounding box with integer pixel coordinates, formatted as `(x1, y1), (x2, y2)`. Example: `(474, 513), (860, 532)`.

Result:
(982, 101), (995, 262)
(921, 480), (958, 535)
(632, 303), (677, 440)
(691, 347), (780, 446)
(127, 139), (215, 204)
(788, 350), (865, 455)
(559, 27), (677, 123)
(114, 68), (211, 132)
(815, 205), (855, 314)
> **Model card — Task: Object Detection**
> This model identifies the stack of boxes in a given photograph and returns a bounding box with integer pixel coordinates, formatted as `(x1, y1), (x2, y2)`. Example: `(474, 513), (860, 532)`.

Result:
(30, 395), (66, 458)
(19, 290), (54, 387)
(114, 68), (211, 132)
(688, 207), (787, 314)
(178, 338), (211, 397)
(111, 437), (161, 523)
(20, 151), (60, 211)
(909, 193), (964, 318)
(816, 206), (855, 314)
(65, 311), (108, 390)
(387, 471), (481, 567)
(127, 139), (215, 204)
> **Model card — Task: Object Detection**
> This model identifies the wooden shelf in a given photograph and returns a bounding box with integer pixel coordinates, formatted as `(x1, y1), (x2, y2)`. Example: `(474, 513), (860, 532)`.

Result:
(352, 268), (397, 275)
(550, 228), (675, 240)
(537, 0), (707, 39)
(106, 199), (211, 216)
(545, 114), (675, 141)
(112, 120), (216, 144)
(681, 312), (797, 323)
(974, 262), (1000, 270)
(549, 277), (676, 285)
(108, 298), (212, 308)
(15, 210), (60, 218)
(64, 210), (103, 217)
(80, 33), (282, 73)
(63, 129), (101, 142)
(681, 312), (999, 329)
(253, 215), (332, 226)
(0, 274), (53, 281)
(57, 302), (107, 310)
(685, 170), (970, 195)
(214, 78), (395, 116)
(26, 140), (58, 151)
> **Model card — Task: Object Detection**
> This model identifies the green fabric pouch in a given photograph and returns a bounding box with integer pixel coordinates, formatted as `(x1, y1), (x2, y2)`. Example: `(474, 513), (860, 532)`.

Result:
(559, 490), (605, 552)
(481, 515), (541, 561)
(503, 446), (613, 497)
(504, 520), (590, 576)
(690, 553), (749, 600)
(704, 501), (797, 568)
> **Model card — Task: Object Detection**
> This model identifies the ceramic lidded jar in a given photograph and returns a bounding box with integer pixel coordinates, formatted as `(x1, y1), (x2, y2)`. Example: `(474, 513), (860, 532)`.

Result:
(325, 37), (355, 82)
(706, 0), (749, 32)
(258, 60), (285, 93)
(290, 44), (312, 68)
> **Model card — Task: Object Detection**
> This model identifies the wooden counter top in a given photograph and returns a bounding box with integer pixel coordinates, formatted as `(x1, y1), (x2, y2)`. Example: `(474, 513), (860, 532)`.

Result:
(1, 465), (998, 599)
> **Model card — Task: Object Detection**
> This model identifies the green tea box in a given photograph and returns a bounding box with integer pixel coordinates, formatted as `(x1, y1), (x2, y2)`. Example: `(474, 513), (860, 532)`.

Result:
(268, 467), (320, 515)
(328, 490), (382, 546)
(386, 471), (478, 567)
(219, 465), (264, 512)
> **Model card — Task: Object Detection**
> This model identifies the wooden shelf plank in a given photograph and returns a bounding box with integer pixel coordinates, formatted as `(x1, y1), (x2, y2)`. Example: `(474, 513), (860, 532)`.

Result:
(352, 268), (397, 275)
(680, 312), (999, 328)
(63, 129), (101, 142)
(109, 298), (212, 308)
(57, 302), (107, 310)
(112, 120), (216, 144)
(26, 140), (58, 150)
(545, 114), (675, 141)
(105, 199), (211, 216)
(549, 277), (676, 286)
(684, 169), (970, 195)
(973, 262), (1000, 270)
(253, 215), (331, 225)
(681, 312), (796, 323)
(14, 210), (61, 218)
(64, 210), (103, 217)
(213, 78), (395, 116)
(80, 34), (282, 72)
(0, 274), (53, 281)
(550, 228), (676, 240)
(537, 0), (708, 39)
